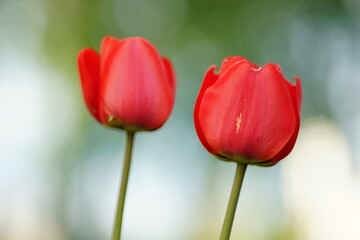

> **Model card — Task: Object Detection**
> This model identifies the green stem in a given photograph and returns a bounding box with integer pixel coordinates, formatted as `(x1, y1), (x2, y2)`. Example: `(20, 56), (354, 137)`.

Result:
(220, 163), (247, 240)
(112, 131), (135, 240)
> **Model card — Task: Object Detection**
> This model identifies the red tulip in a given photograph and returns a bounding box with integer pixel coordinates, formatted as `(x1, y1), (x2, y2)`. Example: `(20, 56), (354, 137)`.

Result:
(194, 56), (302, 166)
(78, 36), (176, 132)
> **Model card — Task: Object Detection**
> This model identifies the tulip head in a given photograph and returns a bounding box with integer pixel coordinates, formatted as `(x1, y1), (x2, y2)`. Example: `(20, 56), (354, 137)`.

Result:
(194, 56), (302, 166)
(78, 36), (176, 132)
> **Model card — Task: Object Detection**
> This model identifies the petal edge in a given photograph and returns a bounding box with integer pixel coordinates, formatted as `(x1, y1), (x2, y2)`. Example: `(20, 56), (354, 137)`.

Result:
(194, 65), (219, 153)
(78, 48), (103, 122)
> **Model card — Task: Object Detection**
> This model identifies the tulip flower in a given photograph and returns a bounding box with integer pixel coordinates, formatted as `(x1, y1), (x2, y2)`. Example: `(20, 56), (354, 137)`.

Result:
(195, 56), (301, 166)
(194, 56), (302, 240)
(78, 36), (175, 132)
(77, 36), (175, 240)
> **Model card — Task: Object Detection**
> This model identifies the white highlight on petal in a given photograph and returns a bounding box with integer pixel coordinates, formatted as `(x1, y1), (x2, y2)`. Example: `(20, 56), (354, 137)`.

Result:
(236, 112), (243, 134)
(251, 67), (262, 71)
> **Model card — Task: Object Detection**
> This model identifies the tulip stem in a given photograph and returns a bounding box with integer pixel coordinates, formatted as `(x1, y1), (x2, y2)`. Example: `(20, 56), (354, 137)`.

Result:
(112, 131), (135, 240)
(220, 163), (247, 240)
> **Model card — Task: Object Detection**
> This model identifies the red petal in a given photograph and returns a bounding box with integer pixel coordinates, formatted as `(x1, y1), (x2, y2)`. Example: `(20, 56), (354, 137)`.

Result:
(199, 62), (296, 161)
(194, 65), (219, 153)
(77, 48), (104, 123)
(100, 36), (119, 59)
(100, 36), (126, 75)
(219, 56), (259, 75)
(101, 37), (174, 130)
(269, 77), (302, 164)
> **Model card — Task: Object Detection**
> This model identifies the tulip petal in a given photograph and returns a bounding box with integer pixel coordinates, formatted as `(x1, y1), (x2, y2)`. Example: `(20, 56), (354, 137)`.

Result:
(102, 37), (174, 130)
(219, 56), (246, 74)
(199, 61), (296, 161)
(194, 65), (219, 153)
(219, 56), (259, 76)
(100, 36), (127, 75)
(78, 48), (103, 122)
(269, 77), (302, 164)
(101, 36), (119, 58)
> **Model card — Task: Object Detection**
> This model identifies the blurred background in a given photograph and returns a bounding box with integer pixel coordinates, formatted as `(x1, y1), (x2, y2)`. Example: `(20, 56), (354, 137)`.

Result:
(0, 0), (360, 239)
